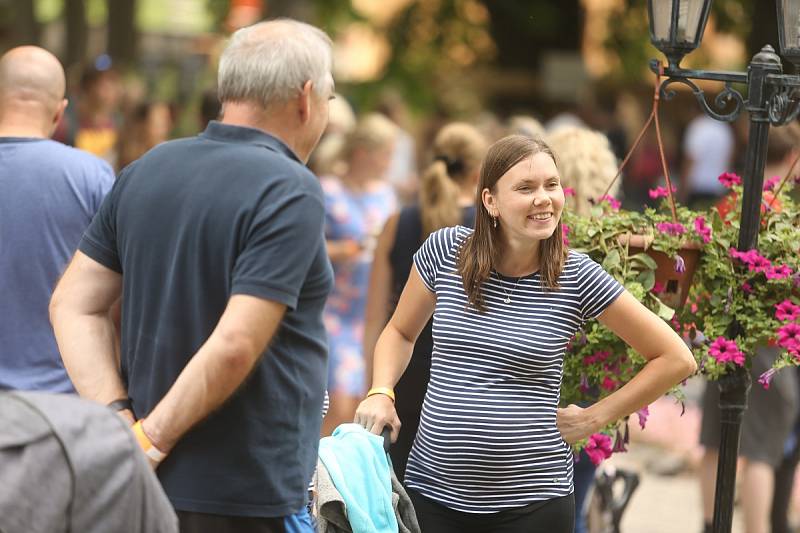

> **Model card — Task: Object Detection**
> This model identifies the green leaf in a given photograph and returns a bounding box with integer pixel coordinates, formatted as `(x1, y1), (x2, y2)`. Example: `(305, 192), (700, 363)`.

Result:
(657, 299), (676, 321)
(637, 269), (656, 292)
(602, 249), (621, 270)
(629, 253), (658, 270)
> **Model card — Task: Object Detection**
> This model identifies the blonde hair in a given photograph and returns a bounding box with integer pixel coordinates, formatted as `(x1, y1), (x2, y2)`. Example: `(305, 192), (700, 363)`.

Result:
(545, 126), (619, 217)
(420, 123), (487, 236)
(342, 113), (397, 161)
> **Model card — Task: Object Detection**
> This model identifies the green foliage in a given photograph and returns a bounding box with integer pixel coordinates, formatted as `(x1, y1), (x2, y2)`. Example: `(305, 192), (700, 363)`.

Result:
(561, 198), (704, 409)
(679, 178), (800, 382)
(310, 0), (495, 114)
(563, 173), (800, 455)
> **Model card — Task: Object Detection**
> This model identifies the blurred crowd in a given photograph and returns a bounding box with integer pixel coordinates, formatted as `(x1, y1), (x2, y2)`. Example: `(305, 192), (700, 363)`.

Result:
(9, 34), (800, 532)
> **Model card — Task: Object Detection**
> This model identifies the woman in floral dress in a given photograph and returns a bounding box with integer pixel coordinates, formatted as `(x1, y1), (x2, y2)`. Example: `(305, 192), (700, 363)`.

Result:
(321, 113), (398, 435)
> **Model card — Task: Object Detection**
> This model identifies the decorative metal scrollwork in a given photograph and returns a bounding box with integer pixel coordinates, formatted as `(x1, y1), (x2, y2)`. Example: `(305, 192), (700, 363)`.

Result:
(767, 85), (800, 125)
(659, 77), (746, 123)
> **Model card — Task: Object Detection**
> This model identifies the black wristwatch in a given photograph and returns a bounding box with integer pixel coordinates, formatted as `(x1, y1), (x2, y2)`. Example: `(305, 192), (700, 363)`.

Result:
(107, 398), (133, 412)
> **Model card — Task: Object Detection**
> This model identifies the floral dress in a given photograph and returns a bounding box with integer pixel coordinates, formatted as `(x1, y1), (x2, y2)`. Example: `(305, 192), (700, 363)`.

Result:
(322, 176), (397, 395)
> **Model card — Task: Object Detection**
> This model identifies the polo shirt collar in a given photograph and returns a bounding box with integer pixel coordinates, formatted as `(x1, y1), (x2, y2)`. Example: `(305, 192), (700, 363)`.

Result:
(201, 121), (302, 164)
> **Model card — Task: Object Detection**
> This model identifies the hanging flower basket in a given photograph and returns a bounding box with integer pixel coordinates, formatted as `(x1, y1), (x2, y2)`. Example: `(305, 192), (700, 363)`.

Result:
(618, 234), (702, 309)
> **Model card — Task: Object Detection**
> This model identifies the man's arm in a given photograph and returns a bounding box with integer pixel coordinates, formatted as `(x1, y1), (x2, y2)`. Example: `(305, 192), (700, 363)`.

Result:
(51, 251), (288, 458)
(50, 251), (126, 405)
(140, 293), (286, 455)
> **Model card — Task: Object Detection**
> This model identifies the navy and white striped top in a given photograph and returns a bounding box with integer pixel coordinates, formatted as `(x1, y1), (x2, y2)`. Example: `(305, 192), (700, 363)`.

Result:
(405, 226), (624, 513)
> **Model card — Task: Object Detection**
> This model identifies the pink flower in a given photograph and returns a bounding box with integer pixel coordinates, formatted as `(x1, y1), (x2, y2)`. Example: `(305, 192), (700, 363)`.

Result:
(585, 433), (613, 465)
(674, 254), (686, 273)
(564, 187), (575, 197)
(562, 224), (570, 246)
(749, 255), (772, 274)
(776, 300), (800, 322)
(649, 185), (676, 199)
(600, 195), (621, 210)
(729, 248), (748, 262)
(708, 337), (745, 366)
(694, 216), (712, 244)
(729, 248), (772, 273)
(636, 406), (650, 430)
(656, 222), (687, 236)
(777, 323), (800, 352)
(764, 175), (781, 191)
(601, 376), (617, 391)
(718, 172), (742, 188)
(766, 265), (793, 280)
(652, 281), (665, 294)
(583, 350), (610, 365)
(758, 368), (777, 390)
(742, 282), (752, 294)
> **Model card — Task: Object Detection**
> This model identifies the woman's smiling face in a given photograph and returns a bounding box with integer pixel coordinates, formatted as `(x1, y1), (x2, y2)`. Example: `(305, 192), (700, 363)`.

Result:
(482, 151), (564, 244)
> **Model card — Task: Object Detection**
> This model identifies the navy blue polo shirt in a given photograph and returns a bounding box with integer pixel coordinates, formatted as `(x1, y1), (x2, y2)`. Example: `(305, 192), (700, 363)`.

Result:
(79, 122), (333, 517)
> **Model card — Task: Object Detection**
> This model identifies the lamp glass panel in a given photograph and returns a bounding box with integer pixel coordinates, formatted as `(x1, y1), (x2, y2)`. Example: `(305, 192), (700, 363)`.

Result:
(652, 0), (673, 42)
(676, 0), (705, 44)
(782, 0), (800, 52)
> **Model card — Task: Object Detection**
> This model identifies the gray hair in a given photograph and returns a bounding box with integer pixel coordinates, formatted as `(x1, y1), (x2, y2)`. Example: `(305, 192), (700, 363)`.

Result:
(218, 19), (333, 108)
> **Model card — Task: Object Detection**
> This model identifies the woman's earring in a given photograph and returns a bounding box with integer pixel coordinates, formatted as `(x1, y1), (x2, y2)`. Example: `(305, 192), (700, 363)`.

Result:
(492, 216), (498, 228)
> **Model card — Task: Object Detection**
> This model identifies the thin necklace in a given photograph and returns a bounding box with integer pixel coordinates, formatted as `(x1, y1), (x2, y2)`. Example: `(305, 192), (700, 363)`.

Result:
(494, 271), (523, 304)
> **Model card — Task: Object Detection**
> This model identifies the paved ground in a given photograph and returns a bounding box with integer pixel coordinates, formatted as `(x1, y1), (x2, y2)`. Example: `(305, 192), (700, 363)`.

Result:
(596, 377), (749, 533)
(594, 375), (800, 533)
(607, 443), (744, 533)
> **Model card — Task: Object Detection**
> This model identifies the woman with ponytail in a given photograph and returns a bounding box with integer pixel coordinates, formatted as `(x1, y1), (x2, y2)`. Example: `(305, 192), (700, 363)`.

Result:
(362, 122), (487, 481)
(356, 135), (696, 532)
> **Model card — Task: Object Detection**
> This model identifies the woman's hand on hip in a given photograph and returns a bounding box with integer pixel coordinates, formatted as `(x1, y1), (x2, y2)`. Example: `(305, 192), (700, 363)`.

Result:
(557, 404), (595, 445)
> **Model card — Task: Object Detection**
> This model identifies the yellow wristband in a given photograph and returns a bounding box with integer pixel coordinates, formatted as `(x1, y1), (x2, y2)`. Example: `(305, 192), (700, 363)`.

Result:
(131, 420), (168, 463)
(367, 387), (395, 402)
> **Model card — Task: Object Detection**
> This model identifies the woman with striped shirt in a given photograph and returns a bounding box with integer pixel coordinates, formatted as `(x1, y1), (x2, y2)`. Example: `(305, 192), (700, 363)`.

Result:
(355, 135), (696, 532)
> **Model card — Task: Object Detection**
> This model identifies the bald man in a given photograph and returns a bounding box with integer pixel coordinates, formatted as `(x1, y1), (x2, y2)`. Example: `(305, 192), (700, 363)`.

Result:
(0, 46), (115, 392)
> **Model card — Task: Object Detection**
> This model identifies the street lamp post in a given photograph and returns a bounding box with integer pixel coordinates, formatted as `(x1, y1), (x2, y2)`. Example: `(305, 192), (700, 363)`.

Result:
(645, 2), (800, 532)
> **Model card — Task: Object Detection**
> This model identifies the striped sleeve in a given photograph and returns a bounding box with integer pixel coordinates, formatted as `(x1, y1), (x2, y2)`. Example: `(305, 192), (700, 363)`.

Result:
(412, 227), (458, 292)
(577, 254), (625, 320)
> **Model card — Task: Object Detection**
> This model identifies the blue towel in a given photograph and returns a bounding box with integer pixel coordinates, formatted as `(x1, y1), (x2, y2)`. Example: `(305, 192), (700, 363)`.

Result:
(318, 424), (398, 533)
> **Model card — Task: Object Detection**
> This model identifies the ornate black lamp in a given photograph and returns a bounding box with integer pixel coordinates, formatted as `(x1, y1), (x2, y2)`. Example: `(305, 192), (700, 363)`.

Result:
(645, 2), (800, 533)
(647, 0), (713, 68)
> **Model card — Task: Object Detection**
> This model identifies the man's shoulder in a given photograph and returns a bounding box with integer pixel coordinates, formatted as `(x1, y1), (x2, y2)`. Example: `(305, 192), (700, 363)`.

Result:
(14, 139), (115, 183)
(148, 135), (316, 184)
(26, 139), (111, 167)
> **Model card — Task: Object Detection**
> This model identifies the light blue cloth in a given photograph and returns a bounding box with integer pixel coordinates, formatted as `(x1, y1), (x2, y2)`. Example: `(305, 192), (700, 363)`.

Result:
(318, 424), (397, 533)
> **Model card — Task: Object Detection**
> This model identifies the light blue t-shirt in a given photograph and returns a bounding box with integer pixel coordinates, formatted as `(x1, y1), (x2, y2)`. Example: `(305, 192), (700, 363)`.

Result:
(0, 138), (114, 392)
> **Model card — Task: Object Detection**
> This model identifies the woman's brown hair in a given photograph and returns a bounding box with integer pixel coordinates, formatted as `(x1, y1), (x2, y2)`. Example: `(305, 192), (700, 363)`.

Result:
(419, 123), (487, 237)
(456, 135), (567, 312)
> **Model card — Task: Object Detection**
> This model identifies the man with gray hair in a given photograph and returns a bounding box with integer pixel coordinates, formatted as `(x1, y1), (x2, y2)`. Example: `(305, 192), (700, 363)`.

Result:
(0, 46), (114, 393)
(50, 19), (335, 532)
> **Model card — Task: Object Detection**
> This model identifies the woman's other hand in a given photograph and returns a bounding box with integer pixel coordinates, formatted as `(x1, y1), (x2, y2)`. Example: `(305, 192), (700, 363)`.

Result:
(354, 394), (402, 442)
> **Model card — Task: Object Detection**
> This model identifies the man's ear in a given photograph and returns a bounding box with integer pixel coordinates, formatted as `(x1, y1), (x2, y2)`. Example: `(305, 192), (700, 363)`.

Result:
(297, 80), (313, 125)
(50, 98), (68, 137)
